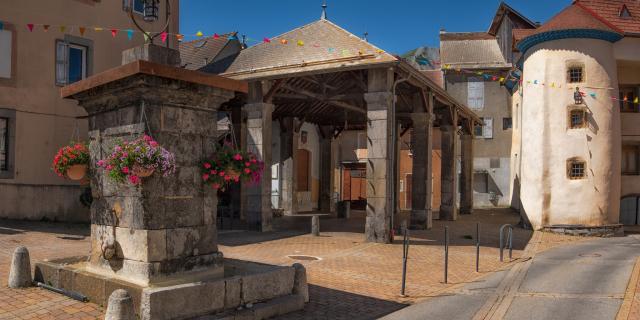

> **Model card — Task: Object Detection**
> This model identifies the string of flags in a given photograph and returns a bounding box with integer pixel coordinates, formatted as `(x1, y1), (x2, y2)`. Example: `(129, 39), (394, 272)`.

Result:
(436, 64), (640, 106)
(1, 20), (386, 58)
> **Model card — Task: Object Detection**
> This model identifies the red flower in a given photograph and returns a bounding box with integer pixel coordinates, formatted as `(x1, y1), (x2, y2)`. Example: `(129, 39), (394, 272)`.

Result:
(212, 183), (221, 189)
(224, 175), (231, 181)
(128, 175), (140, 185)
(122, 167), (130, 174)
(233, 154), (243, 161)
(203, 163), (211, 169)
(244, 168), (251, 174)
(245, 162), (251, 167)
(211, 170), (217, 175)
(202, 173), (210, 181)
(219, 171), (225, 177)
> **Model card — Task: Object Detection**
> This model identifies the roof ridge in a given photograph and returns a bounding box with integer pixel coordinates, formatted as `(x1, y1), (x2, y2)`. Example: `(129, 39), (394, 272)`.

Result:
(181, 32), (237, 45)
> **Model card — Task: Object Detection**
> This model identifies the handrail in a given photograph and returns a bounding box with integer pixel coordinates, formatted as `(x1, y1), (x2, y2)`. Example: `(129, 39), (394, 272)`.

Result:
(499, 224), (514, 262)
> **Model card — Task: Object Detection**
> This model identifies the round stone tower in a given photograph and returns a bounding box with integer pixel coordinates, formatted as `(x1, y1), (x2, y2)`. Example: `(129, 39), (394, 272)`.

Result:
(515, 3), (624, 230)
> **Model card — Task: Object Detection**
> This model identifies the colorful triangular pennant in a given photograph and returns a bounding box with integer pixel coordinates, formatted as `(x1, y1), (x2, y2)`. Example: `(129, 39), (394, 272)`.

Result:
(27, 24), (34, 32)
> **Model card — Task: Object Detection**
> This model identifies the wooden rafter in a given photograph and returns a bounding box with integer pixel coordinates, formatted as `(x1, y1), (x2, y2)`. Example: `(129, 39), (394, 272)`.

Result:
(281, 83), (365, 114)
(263, 79), (285, 103)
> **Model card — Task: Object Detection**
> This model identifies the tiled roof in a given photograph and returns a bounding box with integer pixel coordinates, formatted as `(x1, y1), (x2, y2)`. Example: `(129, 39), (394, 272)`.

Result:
(220, 19), (397, 80)
(576, 0), (640, 35)
(531, 2), (623, 36)
(488, 2), (537, 35)
(440, 32), (496, 41)
(179, 34), (235, 71)
(440, 33), (511, 69)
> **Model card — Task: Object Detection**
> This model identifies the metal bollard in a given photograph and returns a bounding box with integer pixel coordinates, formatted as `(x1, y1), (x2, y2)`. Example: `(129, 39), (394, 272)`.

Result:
(444, 226), (449, 284)
(401, 227), (409, 296)
(476, 223), (480, 272)
(499, 224), (514, 262)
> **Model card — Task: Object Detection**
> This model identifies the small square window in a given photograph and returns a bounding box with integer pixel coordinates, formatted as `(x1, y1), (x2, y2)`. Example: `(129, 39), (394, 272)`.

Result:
(568, 160), (586, 180)
(569, 109), (586, 129)
(567, 66), (584, 83)
(503, 117), (512, 130)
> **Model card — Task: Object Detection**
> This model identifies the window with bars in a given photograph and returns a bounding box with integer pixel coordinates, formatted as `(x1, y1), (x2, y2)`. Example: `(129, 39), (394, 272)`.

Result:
(567, 159), (586, 180)
(567, 65), (584, 83)
(569, 109), (586, 129)
(0, 108), (14, 179)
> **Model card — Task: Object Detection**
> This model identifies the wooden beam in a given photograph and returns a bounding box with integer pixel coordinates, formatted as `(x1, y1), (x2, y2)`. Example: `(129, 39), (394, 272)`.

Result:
(274, 93), (309, 100)
(263, 79), (284, 103)
(281, 84), (366, 114)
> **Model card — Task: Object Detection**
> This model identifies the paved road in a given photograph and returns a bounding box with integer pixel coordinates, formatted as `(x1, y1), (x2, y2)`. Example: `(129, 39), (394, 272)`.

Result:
(381, 235), (640, 320)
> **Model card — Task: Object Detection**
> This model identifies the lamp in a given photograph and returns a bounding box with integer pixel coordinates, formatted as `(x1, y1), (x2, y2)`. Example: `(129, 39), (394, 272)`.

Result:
(143, 0), (160, 22)
(129, 0), (170, 44)
(574, 87), (584, 105)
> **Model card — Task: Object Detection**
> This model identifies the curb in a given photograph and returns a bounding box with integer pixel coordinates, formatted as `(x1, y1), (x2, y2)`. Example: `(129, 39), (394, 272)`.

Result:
(616, 256), (640, 320)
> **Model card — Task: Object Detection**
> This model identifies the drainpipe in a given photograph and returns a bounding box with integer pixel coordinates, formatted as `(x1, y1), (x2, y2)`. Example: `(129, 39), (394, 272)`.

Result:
(390, 73), (410, 237)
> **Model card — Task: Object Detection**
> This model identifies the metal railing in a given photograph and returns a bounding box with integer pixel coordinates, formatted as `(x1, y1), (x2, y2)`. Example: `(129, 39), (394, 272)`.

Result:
(499, 224), (514, 262)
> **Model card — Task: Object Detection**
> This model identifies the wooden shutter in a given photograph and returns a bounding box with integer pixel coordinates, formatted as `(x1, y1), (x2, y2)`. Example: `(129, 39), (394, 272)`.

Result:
(296, 149), (310, 191)
(55, 40), (68, 85)
(483, 117), (493, 139)
(0, 30), (11, 79)
(467, 81), (484, 110)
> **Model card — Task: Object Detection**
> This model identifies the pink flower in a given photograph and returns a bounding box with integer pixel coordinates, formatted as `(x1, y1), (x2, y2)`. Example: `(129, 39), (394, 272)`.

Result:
(128, 175), (140, 185)
(122, 167), (130, 174)
(224, 175), (231, 181)
(212, 183), (220, 189)
(143, 135), (153, 142)
(233, 154), (243, 161)
(251, 159), (257, 163)
(244, 168), (251, 174)
(219, 171), (225, 177)
(106, 165), (113, 170)
(234, 176), (240, 182)
(203, 163), (212, 169)
(202, 173), (210, 181)
(97, 160), (105, 167)
(210, 170), (217, 175)
(150, 141), (158, 147)
(245, 162), (251, 167)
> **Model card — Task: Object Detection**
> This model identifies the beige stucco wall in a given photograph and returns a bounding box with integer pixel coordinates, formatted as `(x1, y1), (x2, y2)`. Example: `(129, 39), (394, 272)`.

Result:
(0, 0), (179, 221)
(519, 38), (621, 229)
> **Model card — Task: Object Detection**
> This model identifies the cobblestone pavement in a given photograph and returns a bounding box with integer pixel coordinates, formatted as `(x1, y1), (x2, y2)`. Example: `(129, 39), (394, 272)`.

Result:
(0, 220), (103, 320)
(0, 210), (585, 320)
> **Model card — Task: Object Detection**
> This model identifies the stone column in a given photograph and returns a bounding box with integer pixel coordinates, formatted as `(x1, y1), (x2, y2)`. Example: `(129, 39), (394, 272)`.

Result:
(440, 112), (459, 221)
(319, 126), (334, 213)
(280, 117), (299, 215)
(243, 82), (274, 231)
(364, 68), (394, 243)
(460, 131), (474, 215)
(410, 112), (433, 229)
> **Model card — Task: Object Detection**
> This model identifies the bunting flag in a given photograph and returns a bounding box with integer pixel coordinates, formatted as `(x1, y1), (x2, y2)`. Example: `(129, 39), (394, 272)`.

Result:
(143, 33), (149, 42)
(590, 93), (597, 98)
(328, 47), (335, 53)
(126, 29), (133, 40)
(43, 25), (50, 32)
(280, 39), (288, 44)
(196, 31), (203, 37)
(176, 34), (184, 42)
(161, 31), (168, 43)
(94, 27), (103, 32)
(79, 27), (86, 36)
(0, 21), (3, 30)
(263, 37), (271, 43)
(228, 34), (238, 40)
(297, 40), (304, 46)
(635, 97), (639, 104)
(27, 24), (34, 32)
(213, 33), (220, 39)
(111, 29), (118, 38)
(60, 26), (66, 33)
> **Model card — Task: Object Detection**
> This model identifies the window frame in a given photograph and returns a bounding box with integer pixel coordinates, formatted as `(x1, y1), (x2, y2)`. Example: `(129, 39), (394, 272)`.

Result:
(0, 108), (16, 179)
(568, 107), (587, 129)
(0, 21), (17, 87)
(567, 158), (587, 180)
(55, 35), (93, 86)
(503, 117), (513, 130)
(467, 78), (485, 111)
(566, 63), (585, 84)
(622, 144), (640, 176)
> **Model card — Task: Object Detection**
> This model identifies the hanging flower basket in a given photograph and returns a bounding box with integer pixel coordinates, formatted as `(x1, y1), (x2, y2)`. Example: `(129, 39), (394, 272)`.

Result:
(201, 143), (264, 190)
(97, 135), (176, 185)
(52, 142), (90, 181)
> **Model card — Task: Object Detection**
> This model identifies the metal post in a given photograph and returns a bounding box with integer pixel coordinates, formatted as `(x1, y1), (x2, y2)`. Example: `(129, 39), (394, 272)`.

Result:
(508, 227), (513, 261)
(476, 222), (480, 272)
(444, 226), (449, 284)
(401, 228), (409, 296)
(499, 224), (514, 262)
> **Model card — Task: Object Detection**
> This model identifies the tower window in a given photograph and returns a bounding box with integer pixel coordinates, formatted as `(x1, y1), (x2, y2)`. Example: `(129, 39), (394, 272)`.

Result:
(567, 65), (584, 83)
(569, 109), (586, 129)
(620, 5), (632, 19)
(567, 159), (586, 180)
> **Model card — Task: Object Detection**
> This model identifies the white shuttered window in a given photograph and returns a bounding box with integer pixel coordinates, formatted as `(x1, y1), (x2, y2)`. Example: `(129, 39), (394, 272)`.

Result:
(468, 81), (484, 110)
(483, 117), (493, 139)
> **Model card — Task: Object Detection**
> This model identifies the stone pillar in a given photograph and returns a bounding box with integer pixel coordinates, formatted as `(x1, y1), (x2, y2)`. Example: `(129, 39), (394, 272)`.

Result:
(243, 82), (273, 231)
(319, 126), (334, 213)
(410, 113), (433, 229)
(67, 70), (234, 286)
(364, 68), (394, 243)
(440, 113), (459, 221)
(460, 131), (474, 215)
(280, 117), (299, 215)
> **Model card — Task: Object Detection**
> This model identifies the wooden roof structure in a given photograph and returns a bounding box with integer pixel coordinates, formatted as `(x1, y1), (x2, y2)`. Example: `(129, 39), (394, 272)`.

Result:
(212, 18), (481, 130)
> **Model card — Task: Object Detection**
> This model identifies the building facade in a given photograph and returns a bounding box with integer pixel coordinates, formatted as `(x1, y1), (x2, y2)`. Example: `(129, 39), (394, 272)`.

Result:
(511, 0), (640, 229)
(0, 0), (179, 222)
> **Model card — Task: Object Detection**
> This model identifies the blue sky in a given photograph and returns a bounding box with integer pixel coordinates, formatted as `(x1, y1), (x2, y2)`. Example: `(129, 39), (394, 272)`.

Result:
(179, 1), (568, 55)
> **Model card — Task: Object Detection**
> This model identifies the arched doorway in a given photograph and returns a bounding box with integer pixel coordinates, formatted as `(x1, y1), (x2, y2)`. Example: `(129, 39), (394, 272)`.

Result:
(620, 195), (640, 225)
